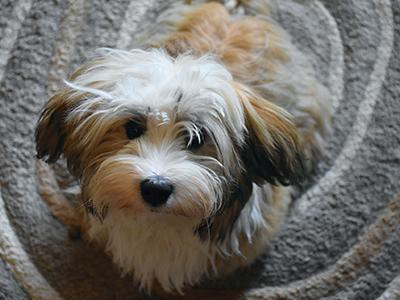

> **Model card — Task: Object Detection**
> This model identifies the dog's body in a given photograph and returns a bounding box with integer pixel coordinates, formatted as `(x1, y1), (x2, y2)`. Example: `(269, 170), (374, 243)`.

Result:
(36, 1), (330, 294)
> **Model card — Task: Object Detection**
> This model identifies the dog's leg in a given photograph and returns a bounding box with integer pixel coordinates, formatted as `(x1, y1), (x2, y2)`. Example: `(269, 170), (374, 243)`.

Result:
(36, 160), (84, 234)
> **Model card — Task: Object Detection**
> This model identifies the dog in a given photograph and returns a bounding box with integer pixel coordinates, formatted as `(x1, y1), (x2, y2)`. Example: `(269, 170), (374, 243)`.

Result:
(35, 0), (331, 295)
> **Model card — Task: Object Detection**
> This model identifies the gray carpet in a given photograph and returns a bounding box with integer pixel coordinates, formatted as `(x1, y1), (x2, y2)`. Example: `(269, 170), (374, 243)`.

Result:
(1, 0), (400, 299)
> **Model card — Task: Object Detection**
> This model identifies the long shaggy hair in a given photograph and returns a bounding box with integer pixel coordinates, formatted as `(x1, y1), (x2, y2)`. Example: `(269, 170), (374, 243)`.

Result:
(35, 1), (330, 293)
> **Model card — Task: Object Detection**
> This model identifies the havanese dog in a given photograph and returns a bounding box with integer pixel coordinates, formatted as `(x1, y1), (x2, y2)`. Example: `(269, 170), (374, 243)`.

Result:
(35, 0), (331, 295)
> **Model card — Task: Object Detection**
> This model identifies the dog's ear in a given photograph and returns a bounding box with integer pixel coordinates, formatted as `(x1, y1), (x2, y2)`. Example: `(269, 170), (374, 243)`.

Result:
(234, 83), (306, 186)
(35, 90), (71, 163)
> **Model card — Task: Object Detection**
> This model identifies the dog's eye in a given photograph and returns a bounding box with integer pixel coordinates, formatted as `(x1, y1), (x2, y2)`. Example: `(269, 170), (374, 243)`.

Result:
(185, 128), (206, 150)
(124, 120), (145, 139)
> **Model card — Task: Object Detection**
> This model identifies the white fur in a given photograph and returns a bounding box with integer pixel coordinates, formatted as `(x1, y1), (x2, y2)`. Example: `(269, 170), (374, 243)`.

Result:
(88, 210), (212, 293)
(87, 186), (276, 293)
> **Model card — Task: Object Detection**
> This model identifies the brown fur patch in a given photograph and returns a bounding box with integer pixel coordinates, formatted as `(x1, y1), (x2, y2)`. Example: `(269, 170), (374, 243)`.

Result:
(85, 155), (146, 212)
(35, 89), (71, 163)
(36, 66), (136, 216)
(234, 82), (306, 185)
(162, 2), (287, 83)
(196, 172), (253, 243)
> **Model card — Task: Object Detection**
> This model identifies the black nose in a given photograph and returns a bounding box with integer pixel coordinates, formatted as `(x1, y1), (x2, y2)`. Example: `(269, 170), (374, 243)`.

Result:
(140, 176), (174, 207)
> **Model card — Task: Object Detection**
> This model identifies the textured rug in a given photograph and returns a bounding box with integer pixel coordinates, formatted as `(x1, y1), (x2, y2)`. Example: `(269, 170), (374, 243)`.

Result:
(1, 0), (400, 299)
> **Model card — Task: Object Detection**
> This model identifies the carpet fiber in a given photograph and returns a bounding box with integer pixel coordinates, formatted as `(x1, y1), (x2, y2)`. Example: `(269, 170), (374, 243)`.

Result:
(1, 0), (399, 299)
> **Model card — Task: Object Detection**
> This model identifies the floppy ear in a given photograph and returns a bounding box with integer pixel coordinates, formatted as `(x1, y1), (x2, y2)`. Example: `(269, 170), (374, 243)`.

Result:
(35, 90), (70, 163)
(234, 83), (306, 186)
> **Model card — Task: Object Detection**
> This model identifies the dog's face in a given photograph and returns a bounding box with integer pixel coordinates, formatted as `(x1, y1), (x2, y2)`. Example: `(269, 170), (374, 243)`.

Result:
(36, 49), (305, 237)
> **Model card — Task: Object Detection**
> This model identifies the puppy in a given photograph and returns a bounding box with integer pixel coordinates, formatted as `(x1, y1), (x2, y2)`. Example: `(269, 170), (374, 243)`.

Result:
(35, 1), (330, 294)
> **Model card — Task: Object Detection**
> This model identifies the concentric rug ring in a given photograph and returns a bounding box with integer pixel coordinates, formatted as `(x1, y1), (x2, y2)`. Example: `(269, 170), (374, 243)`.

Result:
(0, 0), (399, 299)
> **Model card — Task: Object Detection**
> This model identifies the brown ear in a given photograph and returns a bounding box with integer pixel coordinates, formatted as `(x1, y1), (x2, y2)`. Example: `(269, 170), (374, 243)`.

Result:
(235, 83), (306, 186)
(35, 90), (70, 163)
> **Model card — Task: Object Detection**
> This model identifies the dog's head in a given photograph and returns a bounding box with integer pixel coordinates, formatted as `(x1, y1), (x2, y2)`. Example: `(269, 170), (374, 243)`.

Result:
(36, 49), (305, 238)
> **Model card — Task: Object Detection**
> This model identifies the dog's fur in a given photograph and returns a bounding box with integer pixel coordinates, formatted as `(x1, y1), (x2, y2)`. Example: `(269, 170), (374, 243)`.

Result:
(35, 1), (331, 294)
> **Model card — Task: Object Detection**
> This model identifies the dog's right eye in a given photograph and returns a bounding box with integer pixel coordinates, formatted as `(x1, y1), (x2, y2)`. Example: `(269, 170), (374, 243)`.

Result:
(124, 120), (145, 139)
(185, 127), (206, 151)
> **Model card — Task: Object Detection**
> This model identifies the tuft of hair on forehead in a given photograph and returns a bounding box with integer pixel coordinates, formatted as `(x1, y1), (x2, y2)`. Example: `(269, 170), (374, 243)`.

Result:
(64, 48), (245, 131)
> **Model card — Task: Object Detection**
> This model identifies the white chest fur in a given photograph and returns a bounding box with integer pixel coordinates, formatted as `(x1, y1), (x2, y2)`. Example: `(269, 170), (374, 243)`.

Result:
(87, 211), (213, 292)
(86, 184), (278, 293)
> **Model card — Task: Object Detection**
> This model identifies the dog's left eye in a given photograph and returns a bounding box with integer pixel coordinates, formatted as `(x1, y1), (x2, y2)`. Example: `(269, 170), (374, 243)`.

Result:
(185, 128), (206, 150)
(124, 119), (145, 139)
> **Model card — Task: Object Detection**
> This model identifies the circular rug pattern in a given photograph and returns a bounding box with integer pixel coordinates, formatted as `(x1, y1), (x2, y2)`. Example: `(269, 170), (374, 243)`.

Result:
(0, 0), (399, 299)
